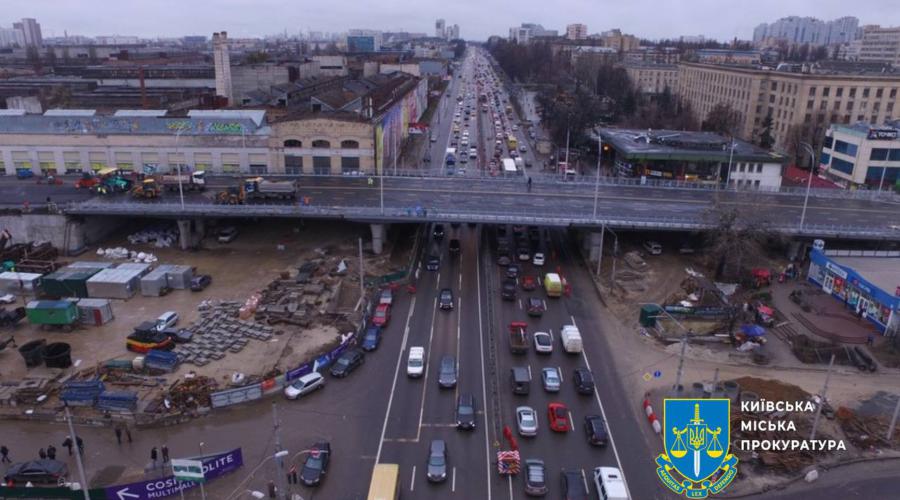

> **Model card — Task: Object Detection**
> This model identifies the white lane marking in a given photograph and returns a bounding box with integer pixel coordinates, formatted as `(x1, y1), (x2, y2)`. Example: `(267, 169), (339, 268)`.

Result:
(568, 410), (575, 432)
(581, 468), (589, 494)
(452, 466), (457, 492)
(436, 272), (441, 291)
(527, 364), (532, 380)
(570, 315), (633, 499)
(416, 297), (440, 443)
(507, 475), (513, 500)
(558, 367), (564, 383)
(374, 295), (417, 464)
(411, 465), (416, 492)
(476, 230), (493, 500)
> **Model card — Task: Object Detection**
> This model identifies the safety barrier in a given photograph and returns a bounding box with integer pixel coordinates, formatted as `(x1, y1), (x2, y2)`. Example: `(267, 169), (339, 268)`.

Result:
(643, 394), (661, 434)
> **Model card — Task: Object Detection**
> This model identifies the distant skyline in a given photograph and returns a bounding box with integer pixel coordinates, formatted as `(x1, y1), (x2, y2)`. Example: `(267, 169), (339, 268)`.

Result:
(6, 0), (900, 42)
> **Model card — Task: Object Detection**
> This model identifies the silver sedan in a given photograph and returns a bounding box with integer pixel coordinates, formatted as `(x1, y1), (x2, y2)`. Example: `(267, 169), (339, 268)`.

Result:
(516, 406), (538, 436)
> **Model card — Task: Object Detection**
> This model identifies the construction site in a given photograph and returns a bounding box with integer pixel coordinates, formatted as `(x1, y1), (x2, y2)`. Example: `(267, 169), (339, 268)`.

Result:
(0, 219), (416, 426)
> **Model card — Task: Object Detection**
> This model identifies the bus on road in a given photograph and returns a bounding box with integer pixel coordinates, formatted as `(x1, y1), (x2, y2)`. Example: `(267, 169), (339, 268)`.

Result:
(367, 463), (400, 500)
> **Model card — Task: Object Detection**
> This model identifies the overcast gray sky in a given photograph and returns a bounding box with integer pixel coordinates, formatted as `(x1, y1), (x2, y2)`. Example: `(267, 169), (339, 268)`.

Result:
(7, 0), (900, 41)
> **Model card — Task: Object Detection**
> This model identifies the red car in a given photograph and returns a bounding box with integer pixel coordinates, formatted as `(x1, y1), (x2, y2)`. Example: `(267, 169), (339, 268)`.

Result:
(372, 303), (391, 327)
(548, 403), (571, 432)
(520, 275), (537, 291)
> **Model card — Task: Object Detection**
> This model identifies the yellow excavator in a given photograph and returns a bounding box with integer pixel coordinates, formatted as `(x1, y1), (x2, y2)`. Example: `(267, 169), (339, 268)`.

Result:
(131, 178), (161, 199)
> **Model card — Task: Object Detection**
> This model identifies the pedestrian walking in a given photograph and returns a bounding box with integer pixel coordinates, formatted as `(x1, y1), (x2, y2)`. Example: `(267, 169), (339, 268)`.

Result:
(115, 426), (123, 445)
(868, 334), (875, 346)
(39, 448), (47, 459)
(75, 436), (84, 457)
(150, 447), (158, 469)
(161, 445), (169, 464)
(527, 176), (532, 192)
(62, 437), (73, 456)
(1, 445), (10, 463)
(47, 445), (56, 460)
(124, 424), (133, 443)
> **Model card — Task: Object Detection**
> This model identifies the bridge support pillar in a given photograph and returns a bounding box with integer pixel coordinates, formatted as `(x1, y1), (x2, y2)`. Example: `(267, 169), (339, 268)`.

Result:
(588, 231), (603, 261)
(194, 218), (206, 239)
(370, 223), (386, 255)
(176, 219), (192, 251)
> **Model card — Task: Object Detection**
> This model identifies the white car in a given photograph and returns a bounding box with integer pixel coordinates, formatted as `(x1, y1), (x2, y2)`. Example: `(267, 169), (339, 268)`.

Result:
(407, 346), (425, 377)
(541, 367), (561, 393)
(532, 253), (545, 266)
(533, 331), (553, 354)
(643, 241), (663, 255)
(155, 311), (178, 332)
(516, 406), (538, 436)
(283, 371), (325, 399)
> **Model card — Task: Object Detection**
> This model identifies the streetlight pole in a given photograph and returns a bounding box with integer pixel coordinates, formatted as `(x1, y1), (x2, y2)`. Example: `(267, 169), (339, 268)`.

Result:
(173, 127), (185, 210)
(641, 303), (691, 396)
(593, 134), (602, 219)
(799, 142), (817, 231)
(595, 223), (605, 278)
(810, 353), (836, 441)
(272, 403), (288, 500)
(198, 441), (207, 500)
(63, 405), (90, 500)
(724, 135), (735, 189)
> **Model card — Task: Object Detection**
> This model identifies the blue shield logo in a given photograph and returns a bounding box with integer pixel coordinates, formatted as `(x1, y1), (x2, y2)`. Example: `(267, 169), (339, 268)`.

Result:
(656, 398), (738, 498)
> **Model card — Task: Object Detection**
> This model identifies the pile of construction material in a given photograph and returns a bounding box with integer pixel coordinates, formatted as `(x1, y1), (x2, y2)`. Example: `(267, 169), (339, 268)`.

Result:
(96, 247), (159, 263)
(838, 392), (900, 450)
(144, 374), (218, 414)
(730, 377), (836, 474)
(127, 226), (178, 248)
(254, 260), (337, 326)
(170, 301), (277, 367)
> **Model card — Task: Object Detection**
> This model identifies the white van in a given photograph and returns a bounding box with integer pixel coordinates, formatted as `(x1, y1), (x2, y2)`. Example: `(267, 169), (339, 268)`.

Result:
(407, 346), (425, 377)
(593, 467), (629, 500)
(560, 324), (583, 354)
(155, 311), (179, 332)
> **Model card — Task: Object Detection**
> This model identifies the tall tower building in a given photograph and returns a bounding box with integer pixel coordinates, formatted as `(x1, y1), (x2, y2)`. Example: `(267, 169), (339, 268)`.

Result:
(435, 19), (446, 39)
(13, 18), (42, 47)
(212, 31), (233, 105)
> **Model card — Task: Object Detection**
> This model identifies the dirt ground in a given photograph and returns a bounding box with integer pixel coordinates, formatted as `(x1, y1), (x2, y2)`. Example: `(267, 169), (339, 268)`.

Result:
(0, 219), (396, 387)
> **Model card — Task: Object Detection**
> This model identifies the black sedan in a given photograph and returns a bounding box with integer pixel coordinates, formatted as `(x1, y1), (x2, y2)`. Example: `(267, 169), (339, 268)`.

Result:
(330, 349), (364, 378)
(439, 288), (454, 310)
(300, 441), (331, 486)
(3, 459), (68, 485)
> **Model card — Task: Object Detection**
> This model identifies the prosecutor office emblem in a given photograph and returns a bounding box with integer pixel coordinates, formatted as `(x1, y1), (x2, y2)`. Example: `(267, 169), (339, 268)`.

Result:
(656, 399), (738, 498)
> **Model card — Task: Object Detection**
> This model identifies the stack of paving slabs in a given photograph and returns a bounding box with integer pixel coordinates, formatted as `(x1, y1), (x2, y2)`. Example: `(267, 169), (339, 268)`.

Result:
(254, 265), (336, 327)
(171, 301), (276, 367)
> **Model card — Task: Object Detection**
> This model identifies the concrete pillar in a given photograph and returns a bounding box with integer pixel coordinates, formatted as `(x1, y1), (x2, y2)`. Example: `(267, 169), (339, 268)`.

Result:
(176, 219), (192, 251)
(194, 218), (206, 239)
(370, 223), (386, 255)
(588, 231), (603, 261)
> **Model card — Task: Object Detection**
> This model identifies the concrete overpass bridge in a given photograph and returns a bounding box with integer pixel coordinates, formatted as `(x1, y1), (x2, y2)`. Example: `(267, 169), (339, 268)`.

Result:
(55, 174), (900, 251)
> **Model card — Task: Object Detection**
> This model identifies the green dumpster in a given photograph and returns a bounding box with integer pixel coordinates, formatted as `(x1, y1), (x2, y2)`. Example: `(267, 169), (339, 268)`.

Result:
(26, 300), (79, 326)
(639, 304), (661, 328)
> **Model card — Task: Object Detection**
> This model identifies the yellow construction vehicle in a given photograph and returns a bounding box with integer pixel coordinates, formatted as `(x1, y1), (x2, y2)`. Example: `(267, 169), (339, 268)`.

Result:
(131, 178), (161, 199)
(216, 185), (244, 205)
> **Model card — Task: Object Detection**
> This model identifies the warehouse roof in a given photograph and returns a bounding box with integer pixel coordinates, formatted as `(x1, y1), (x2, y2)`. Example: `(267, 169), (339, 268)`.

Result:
(595, 127), (789, 164)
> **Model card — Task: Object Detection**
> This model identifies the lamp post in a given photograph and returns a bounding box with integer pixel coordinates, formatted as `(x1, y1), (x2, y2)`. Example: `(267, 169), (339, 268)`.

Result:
(593, 133), (602, 219)
(723, 136), (736, 189)
(641, 303), (691, 396)
(225, 450), (290, 500)
(197, 441), (207, 500)
(799, 142), (817, 231)
(63, 405), (90, 500)
(173, 127), (185, 210)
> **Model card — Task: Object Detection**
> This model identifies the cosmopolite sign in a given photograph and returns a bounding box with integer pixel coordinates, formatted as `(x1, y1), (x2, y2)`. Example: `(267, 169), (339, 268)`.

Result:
(104, 448), (243, 499)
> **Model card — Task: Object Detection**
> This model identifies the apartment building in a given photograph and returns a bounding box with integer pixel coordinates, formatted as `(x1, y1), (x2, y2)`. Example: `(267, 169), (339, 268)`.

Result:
(857, 25), (900, 66)
(624, 63), (678, 95)
(566, 24), (587, 41)
(677, 62), (900, 150)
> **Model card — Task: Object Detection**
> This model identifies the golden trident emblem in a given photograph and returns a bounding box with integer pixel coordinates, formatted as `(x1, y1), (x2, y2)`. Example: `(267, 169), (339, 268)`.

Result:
(670, 403), (723, 478)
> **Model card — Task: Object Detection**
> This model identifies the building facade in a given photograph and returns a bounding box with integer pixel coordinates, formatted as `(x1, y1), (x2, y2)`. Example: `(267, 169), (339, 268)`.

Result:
(212, 32), (233, 105)
(807, 249), (900, 335)
(857, 25), (900, 66)
(598, 128), (787, 187)
(676, 62), (900, 150)
(12, 18), (42, 47)
(753, 16), (859, 46)
(819, 121), (900, 189)
(566, 24), (587, 41)
(435, 19), (445, 39)
(624, 63), (678, 95)
(0, 77), (427, 177)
